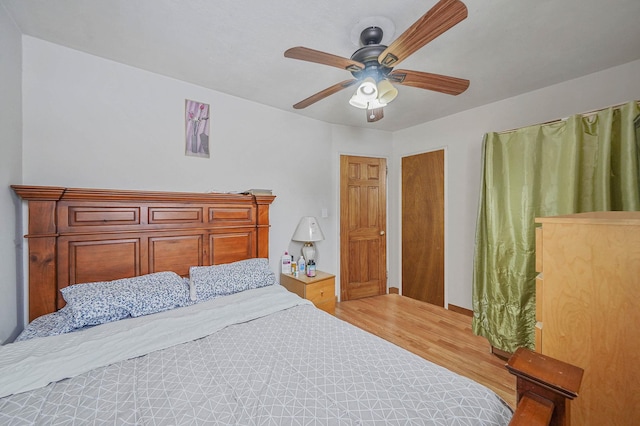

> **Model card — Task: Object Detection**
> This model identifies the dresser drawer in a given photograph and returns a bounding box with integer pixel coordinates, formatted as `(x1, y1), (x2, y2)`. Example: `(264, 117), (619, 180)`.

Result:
(535, 226), (543, 272)
(535, 274), (544, 322)
(535, 321), (543, 353)
(306, 280), (334, 305)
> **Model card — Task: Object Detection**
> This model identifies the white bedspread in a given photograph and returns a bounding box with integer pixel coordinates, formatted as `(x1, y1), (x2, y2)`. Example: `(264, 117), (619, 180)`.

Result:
(0, 285), (512, 425)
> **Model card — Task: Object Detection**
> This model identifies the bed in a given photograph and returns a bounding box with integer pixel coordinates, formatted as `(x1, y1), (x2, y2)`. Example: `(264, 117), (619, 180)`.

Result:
(1, 186), (513, 425)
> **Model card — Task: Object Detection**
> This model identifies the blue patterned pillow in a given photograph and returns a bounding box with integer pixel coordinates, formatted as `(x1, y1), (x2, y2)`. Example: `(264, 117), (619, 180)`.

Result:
(189, 258), (276, 302)
(60, 272), (191, 329)
(14, 307), (77, 342)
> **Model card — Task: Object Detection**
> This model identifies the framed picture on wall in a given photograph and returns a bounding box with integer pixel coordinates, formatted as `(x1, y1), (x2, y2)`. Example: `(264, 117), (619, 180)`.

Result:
(185, 99), (210, 158)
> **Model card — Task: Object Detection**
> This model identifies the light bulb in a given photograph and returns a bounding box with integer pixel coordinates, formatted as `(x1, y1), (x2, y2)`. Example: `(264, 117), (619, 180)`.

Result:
(356, 77), (378, 101)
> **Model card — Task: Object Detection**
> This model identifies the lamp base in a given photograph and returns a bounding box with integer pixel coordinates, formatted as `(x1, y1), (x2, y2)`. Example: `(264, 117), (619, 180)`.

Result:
(301, 242), (316, 265)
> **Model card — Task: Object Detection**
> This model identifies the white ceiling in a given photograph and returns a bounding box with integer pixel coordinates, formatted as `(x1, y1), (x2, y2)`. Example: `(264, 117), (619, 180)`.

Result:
(3, 0), (640, 132)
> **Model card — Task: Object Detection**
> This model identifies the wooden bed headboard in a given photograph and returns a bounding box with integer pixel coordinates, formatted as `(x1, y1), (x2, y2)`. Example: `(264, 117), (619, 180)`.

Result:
(12, 185), (275, 321)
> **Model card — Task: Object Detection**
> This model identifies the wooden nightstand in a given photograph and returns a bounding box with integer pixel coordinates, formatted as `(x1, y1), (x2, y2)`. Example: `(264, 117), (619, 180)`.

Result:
(280, 270), (335, 315)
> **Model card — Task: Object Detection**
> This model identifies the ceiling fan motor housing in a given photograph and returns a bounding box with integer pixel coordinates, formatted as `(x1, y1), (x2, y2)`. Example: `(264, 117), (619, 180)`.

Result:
(350, 27), (392, 81)
(360, 26), (383, 45)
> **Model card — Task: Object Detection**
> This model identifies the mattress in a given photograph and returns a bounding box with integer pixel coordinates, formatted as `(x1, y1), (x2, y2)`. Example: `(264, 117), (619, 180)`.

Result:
(0, 285), (512, 425)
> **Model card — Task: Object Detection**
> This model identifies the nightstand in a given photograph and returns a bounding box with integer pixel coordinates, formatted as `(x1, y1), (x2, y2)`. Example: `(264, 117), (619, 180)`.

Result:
(280, 270), (335, 315)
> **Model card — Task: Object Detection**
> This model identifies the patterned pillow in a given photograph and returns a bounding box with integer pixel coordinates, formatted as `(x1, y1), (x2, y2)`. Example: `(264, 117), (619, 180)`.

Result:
(14, 307), (76, 342)
(189, 258), (276, 302)
(60, 272), (191, 329)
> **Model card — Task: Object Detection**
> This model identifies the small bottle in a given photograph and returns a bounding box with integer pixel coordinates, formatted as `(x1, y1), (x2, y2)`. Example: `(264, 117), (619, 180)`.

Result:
(291, 261), (297, 276)
(297, 256), (305, 275)
(306, 259), (316, 277)
(281, 251), (291, 274)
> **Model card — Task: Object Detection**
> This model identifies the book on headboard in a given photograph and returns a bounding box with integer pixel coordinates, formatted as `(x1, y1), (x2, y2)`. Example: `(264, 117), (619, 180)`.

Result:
(243, 189), (273, 195)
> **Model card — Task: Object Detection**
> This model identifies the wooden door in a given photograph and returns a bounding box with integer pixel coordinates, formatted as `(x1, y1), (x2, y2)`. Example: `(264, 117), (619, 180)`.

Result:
(402, 150), (445, 306)
(340, 155), (387, 300)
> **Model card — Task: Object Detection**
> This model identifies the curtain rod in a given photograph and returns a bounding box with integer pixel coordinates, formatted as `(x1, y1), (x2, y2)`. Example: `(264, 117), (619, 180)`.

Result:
(497, 100), (640, 135)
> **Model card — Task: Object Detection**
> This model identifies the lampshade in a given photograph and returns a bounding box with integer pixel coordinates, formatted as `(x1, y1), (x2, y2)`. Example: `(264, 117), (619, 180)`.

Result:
(291, 216), (325, 264)
(349, 93), (369, 109)
(356, 77), (378, 101)
(291, 216), (325, 242)
(377, 79), (398, 104)
(349, 77), (396, 111)
(367, 98), (387, 109)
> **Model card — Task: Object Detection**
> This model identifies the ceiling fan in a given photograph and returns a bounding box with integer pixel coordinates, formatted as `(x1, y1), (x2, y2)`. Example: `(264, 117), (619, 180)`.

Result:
(284, 0), (470, 122)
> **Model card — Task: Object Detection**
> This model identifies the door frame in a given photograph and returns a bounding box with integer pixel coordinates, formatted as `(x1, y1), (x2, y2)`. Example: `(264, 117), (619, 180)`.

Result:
(337, 153), (389, 301)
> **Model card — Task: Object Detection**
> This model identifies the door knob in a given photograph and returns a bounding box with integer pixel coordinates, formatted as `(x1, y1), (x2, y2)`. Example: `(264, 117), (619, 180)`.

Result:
(380, 231), (385, 236)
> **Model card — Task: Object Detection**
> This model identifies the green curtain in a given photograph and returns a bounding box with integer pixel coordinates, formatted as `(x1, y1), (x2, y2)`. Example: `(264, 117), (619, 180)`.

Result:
(472, 101), (640, 353)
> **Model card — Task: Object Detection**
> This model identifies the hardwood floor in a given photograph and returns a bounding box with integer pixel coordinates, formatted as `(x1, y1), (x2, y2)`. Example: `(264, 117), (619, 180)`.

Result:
(334, 294), (517, 409)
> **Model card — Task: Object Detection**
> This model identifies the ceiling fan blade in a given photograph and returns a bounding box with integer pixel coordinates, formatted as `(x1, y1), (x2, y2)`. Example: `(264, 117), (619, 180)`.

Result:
(293, 79), (358, 109)
(285, 47), (365, 72)
(388, 69), (469, 95)
(366, 107), (384, 122)
(378, 0), (467, 67)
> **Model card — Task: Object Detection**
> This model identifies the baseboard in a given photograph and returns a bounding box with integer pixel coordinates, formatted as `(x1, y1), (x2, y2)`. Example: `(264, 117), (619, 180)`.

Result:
(388, 287), (399, 294)
(447, 304), (473, 317)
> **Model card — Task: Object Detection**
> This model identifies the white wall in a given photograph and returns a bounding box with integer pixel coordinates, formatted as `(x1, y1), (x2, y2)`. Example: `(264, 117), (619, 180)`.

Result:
(390, 59), (640, 310)
(21, 35), (348, 275)
(0, 4), (23, 343)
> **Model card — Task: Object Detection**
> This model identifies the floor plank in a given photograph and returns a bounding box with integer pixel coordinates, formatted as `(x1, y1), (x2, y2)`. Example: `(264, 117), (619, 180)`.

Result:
(334, 294), (517, 408)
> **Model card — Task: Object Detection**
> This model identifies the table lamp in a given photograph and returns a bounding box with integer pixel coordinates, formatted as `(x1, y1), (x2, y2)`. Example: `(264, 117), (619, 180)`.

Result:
(291, 216), (325, 264)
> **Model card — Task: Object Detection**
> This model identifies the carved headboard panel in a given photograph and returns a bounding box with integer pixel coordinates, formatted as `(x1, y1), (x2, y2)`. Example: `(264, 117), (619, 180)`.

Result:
(12, 186), (275, 321)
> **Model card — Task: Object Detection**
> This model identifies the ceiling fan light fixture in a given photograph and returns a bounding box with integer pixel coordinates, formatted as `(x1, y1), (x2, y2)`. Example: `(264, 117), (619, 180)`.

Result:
(349, 92), (369, 109)
(350, 80), (391, 110)
(377, 78), (398, 104)
(368, 98), (387, 109)
(357, 77), (378, 100)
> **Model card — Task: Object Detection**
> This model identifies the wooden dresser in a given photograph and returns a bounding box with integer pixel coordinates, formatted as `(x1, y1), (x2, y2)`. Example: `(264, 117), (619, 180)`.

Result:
(535, 212), (640, 426)
(280, 271), (335, 315)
